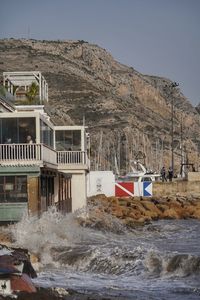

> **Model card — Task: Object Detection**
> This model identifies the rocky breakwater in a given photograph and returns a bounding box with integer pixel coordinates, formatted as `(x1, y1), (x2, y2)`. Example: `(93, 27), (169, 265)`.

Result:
(87, 193), (200, 227)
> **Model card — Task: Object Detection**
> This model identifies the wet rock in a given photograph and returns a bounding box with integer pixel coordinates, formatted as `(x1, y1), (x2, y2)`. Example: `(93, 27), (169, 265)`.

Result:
(192, 208), (200, 219)
(141, 201), (162, 217)
(88, 193), (200, 225)
(0, 230), (13, 245)
(162, 208), (182, 219)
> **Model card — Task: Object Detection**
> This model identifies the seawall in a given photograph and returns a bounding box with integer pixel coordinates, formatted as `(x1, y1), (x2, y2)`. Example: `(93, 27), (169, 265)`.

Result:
(87, 190), (200, 227)
(153, 180), (200, 196)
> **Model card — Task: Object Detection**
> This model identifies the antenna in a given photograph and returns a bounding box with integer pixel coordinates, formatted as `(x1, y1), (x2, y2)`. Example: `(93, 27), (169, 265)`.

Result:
(27, 26), (30, 39)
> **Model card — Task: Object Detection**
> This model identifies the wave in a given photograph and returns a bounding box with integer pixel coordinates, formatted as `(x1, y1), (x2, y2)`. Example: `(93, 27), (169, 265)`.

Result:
(9, 207), (200, 278)
(144, 251), (200, 277)
(10, 206), (125, 263)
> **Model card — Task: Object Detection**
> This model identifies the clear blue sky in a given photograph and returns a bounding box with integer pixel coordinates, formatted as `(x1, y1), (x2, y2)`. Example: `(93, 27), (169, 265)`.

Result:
(0, 0), (200, 106)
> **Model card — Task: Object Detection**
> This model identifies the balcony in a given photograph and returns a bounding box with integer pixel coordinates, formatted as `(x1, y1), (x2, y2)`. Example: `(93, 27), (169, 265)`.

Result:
(0, 143), (57, 167)
(57, 151), (89, 170)
(0, 145), (89, 170)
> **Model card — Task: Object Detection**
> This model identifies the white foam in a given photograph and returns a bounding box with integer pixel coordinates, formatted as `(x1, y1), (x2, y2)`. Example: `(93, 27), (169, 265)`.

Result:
(0, 248), (13, 256)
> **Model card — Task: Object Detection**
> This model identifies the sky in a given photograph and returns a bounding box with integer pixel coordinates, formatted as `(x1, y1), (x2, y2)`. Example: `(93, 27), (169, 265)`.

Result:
(0, 0), (200, 106)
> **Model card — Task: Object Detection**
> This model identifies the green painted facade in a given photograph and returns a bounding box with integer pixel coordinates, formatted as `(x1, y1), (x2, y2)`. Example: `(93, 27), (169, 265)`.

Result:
(0, 203), (28, 221)
(0, 165), (40, 175)
(0, 165), (40, 221)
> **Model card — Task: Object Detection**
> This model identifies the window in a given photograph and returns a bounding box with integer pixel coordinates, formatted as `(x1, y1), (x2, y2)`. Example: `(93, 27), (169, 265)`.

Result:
(141, 177), (152, 182)
(18, 118), (36, 143)
(55, 130), (81, 151)
(0, 117), (36, 144)
(40, 120), (53, 148)
(0, 176), (27, 203)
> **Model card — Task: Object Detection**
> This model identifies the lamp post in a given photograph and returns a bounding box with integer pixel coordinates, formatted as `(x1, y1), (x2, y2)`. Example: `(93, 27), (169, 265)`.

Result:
(170, 82), (179, 175)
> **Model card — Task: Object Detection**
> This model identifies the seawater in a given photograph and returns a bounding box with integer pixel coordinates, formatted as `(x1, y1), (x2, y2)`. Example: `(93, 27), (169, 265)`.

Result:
(11, 207), (200, 300)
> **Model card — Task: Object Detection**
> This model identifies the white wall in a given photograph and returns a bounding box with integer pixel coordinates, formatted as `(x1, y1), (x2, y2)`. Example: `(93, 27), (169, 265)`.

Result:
(71, 172), (87, 212)
(87, 171), (115, 197)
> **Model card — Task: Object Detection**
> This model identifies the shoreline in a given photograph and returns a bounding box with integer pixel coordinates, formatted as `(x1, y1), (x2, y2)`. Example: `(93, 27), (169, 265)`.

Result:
(86, 193), (200, 228)
(0, 195), (200, 299)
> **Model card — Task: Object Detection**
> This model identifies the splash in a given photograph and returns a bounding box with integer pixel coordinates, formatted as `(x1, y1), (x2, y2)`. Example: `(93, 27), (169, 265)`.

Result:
(144, 250), (200, 277)
(8, 207), (200, 280)
(11, 207), (85, 264)
(10, 204), (125, 265)
(77, 203), (125, 234)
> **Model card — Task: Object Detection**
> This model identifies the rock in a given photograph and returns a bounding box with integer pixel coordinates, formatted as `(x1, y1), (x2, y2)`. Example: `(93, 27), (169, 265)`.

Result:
(0, 231), (13, 245)
(87, 194), (200, 226)
(111, 206), (124, 218)
(192, 208), (200, 219)
(141, 201), (162, 217)
(163, 208), (182, 219)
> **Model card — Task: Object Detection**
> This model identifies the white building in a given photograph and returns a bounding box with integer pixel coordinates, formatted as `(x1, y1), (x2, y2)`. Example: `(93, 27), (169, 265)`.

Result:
(0, 72), (89, 221)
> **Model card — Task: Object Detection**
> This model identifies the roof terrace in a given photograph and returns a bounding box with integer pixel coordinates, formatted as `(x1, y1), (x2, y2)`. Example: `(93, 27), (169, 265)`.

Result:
(3, 71), (48, 105)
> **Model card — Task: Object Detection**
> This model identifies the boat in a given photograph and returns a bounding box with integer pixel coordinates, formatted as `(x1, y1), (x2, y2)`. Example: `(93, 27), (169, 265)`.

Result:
(117, 160), (160, 183)
(0, 245), (37, 296)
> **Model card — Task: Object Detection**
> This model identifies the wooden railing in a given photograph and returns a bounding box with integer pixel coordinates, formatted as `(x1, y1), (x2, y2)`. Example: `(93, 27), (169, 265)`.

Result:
(57, 151), (87, 165)
(0, 143), (57, 166)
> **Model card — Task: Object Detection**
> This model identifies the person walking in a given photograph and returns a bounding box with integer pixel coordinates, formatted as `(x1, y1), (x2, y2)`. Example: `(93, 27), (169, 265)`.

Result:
(168, 166), (173, 182)
(161, 166), (167, 182)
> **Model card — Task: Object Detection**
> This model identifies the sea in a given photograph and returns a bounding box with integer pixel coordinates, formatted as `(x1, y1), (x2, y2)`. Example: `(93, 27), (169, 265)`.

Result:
(11, 207), (200, 300)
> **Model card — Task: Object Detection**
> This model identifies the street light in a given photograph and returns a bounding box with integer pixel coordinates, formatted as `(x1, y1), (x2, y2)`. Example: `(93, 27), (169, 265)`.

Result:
(164, 81), (179, 175)
(169, 82), (179, 175)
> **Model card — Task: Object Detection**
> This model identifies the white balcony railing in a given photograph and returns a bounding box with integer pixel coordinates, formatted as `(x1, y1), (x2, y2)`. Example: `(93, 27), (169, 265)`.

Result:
(57, 151), (87, 165)
(0, 143), (57, 166)
(0, 145), (88, 168)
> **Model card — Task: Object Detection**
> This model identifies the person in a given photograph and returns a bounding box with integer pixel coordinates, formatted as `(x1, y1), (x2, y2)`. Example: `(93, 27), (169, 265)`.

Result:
(5, 137), (12, 144)
(26, 135), (33, 144)
(4, 138), (13, 159)
(161, 166), (167, 182)
(168, 166), (173, 182)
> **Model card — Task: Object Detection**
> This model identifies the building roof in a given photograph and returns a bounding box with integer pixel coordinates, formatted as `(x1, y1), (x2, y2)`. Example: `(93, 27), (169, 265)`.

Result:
(3, 71), (42, 87)
(0, 94), (15, 112)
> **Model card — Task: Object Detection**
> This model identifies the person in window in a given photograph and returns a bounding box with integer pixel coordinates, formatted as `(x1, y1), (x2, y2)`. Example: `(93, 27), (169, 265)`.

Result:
(26, 135), (33, 144)
(5, 137), (12, 144)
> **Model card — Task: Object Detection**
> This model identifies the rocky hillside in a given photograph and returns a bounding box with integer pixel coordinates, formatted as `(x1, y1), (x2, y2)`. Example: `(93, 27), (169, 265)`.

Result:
(0, 38), (200, 173)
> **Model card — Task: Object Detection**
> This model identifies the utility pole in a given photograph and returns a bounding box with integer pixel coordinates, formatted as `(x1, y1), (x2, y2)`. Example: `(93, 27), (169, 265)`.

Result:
(165, 82), (179, 174)
(180, 113), (184, 177)
(171, 82), (179, 174)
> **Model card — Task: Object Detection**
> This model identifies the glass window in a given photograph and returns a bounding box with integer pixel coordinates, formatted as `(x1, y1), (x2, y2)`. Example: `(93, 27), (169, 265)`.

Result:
(55, 130), (81, 151)
(16, 176), (27, 193)
(1, 118), (18, 143)
(40, 120), (53, 148)
(18, 118), (36, 143)
(0, 177), (4, 193)
(0, 117), (36, 144)
(73, 131), (81, 150)
(55, 131), (65, 151)
(0, 176), (27, 203)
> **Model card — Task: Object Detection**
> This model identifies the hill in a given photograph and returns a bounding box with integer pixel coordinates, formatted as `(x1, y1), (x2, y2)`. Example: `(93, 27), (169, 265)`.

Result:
(0, 38), (200, 173)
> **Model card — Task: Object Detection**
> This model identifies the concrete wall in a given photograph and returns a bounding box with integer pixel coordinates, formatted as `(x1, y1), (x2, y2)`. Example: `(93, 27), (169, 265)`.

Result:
(187, 172), (200, 182)
(87, 171), (115, 197)
(71, 172), (87, 212)
(153, 180), (200, 196)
